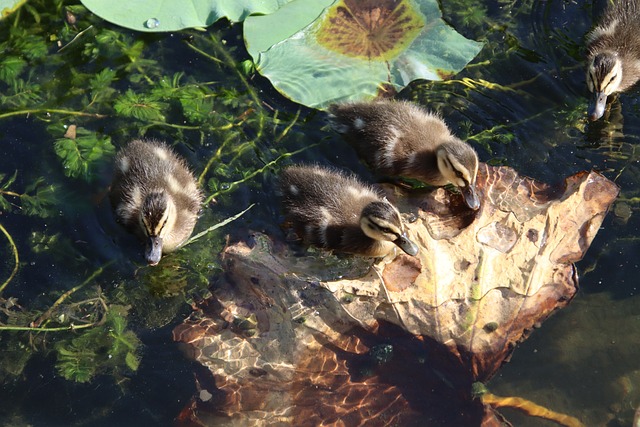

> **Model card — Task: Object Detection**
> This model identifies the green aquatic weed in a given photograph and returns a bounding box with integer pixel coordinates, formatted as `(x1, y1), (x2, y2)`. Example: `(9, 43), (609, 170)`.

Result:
(55, 310), (141, 383)
(0, 172), (58, 217)
(52, 126), (115, 181)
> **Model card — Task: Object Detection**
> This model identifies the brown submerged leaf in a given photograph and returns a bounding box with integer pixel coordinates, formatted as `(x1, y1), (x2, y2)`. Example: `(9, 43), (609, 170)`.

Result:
(174, 165), (618, 426)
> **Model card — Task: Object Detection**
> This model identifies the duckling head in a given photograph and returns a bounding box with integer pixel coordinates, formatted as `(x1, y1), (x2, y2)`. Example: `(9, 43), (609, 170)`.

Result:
(139, 190), (176, 266)
(587, 52), (622, 121)
(360, 201), (419, 256)
(436, 140), (480, 210)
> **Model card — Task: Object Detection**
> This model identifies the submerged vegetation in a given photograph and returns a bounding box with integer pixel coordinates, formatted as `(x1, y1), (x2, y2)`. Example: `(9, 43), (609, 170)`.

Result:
(0, 0), (311, 397)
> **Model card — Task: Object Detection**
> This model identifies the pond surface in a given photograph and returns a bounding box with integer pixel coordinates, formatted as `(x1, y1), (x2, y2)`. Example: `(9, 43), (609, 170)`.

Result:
(0, 0), (639, 426)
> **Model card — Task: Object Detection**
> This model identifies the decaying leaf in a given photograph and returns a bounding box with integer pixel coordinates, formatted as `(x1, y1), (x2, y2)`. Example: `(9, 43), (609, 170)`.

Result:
(173, 165), (618, 426)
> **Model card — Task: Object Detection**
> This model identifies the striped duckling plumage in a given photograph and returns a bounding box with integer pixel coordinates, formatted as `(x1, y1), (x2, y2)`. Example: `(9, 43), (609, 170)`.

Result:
(585, 0), (640, 121)
(280, 164), (418, 258)
(328, 100), (480, 210)
(110, 139), (202, 265)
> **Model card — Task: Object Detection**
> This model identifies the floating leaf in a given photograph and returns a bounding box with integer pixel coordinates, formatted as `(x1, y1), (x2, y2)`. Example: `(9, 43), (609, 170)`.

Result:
(80, 0), (292, 32)
(0, 0), (27, 20)
(244, 0), (484, 109)
(316, 0), (424, 61)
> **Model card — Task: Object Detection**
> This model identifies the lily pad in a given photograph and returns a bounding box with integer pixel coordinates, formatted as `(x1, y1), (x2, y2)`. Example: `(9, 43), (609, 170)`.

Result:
(80, 0), (292, 32)
(173, 165), (618, 424)
(0, 0), (27, 19)
(244, 0), (484, 109)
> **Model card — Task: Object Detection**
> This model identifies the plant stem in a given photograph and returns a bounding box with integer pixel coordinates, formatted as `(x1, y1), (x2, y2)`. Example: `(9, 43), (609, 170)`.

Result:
(0, 109), (107, 120)
(30, 261), (114, 328)
(481, 391), (585, 427)
(0, 190), (21, 197)
(0, 322), (100, 332)
(0, 223), (19, 294)
(184, 203), (255, 246)
(204, 143), (320, 204)
(185, 35), (266, 138)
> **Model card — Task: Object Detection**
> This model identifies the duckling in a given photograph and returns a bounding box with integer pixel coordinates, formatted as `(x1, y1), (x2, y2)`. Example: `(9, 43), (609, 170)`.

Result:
(585, 0), (640, 121)
(328, 100), (480, 210)
(109, 139), (203, 265)
(280, 164), (418, 258)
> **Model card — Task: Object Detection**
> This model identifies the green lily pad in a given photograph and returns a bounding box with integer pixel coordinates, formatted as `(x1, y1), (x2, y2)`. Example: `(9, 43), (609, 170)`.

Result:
(244, 0), (484, 109)
(1, 0), (27, 19)
(80, 0), (292, 32)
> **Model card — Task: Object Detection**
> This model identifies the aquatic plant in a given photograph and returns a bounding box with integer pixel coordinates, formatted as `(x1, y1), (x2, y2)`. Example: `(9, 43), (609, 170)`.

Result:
(0, 0), (305, 389)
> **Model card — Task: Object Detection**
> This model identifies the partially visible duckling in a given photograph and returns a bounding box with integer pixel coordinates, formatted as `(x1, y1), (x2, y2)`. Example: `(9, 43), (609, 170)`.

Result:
(328, 100), (480, 210)
(110, 139), (203, 265)
(280, 164), (418, 258)
(585, 0), (640, 121)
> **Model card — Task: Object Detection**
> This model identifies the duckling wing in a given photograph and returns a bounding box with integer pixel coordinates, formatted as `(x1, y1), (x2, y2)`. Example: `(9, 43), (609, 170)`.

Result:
(280, 165), (379, 251)
(328, 101), (451, 180)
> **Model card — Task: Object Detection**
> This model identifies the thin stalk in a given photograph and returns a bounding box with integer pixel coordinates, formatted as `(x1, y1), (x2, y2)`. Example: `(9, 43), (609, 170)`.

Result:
(31, 261), (114, 328)
(0, 109), (107, 120)
(183, 203), (255, 246)
(204, 143), (320, 204)
(0, 223), (19, 294)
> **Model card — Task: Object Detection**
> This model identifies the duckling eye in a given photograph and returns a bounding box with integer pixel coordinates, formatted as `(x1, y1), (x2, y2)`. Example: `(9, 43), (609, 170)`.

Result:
(455, 170), (464, 179)
(608, 74), (617, 86)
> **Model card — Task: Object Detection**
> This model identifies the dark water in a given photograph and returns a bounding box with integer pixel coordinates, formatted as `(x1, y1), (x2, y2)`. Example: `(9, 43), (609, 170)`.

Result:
(0, 0), (639, 426)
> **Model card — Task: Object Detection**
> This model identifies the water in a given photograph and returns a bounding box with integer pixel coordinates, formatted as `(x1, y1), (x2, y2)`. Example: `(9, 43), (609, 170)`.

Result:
(0, 0), (639, 426)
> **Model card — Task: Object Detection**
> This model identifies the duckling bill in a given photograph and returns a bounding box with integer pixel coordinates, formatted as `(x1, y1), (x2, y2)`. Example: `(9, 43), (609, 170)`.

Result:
(280, 164), (418, 258)
(328, 100), (480, 210)
(585, 0), (640, 121)
(110, 139), (203, 265)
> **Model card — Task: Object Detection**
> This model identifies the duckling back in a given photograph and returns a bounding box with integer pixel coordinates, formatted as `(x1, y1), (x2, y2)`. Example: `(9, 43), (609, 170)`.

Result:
(110, 139), (202, 263)
(328, 100), (480, 210)
(280, 165), (413, 257)
(587, 0), (640, 65)
(328, 100), (453, 184)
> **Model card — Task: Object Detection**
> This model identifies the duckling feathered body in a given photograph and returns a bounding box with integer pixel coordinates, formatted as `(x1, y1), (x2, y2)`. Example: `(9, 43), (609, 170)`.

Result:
(328, 100), (480, 210)
(586, 0), (640, 120)
(280, 165), (418, 257)
(110, 139), (202, 265)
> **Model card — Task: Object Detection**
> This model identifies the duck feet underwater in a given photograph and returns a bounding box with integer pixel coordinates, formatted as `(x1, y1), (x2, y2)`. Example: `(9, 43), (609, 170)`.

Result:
(327, 99), (480, 210)
(585, 0), (640, 121)
(109, 139), (203, 266)
(280, 164), (418, 259)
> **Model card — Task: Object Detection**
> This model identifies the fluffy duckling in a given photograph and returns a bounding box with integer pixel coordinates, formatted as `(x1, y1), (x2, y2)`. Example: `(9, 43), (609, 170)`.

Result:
(280, 165), (418, 258)
(328, 100), (480, 210)
(585, 0), (640, 121)
(110, 139), (203, 265)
